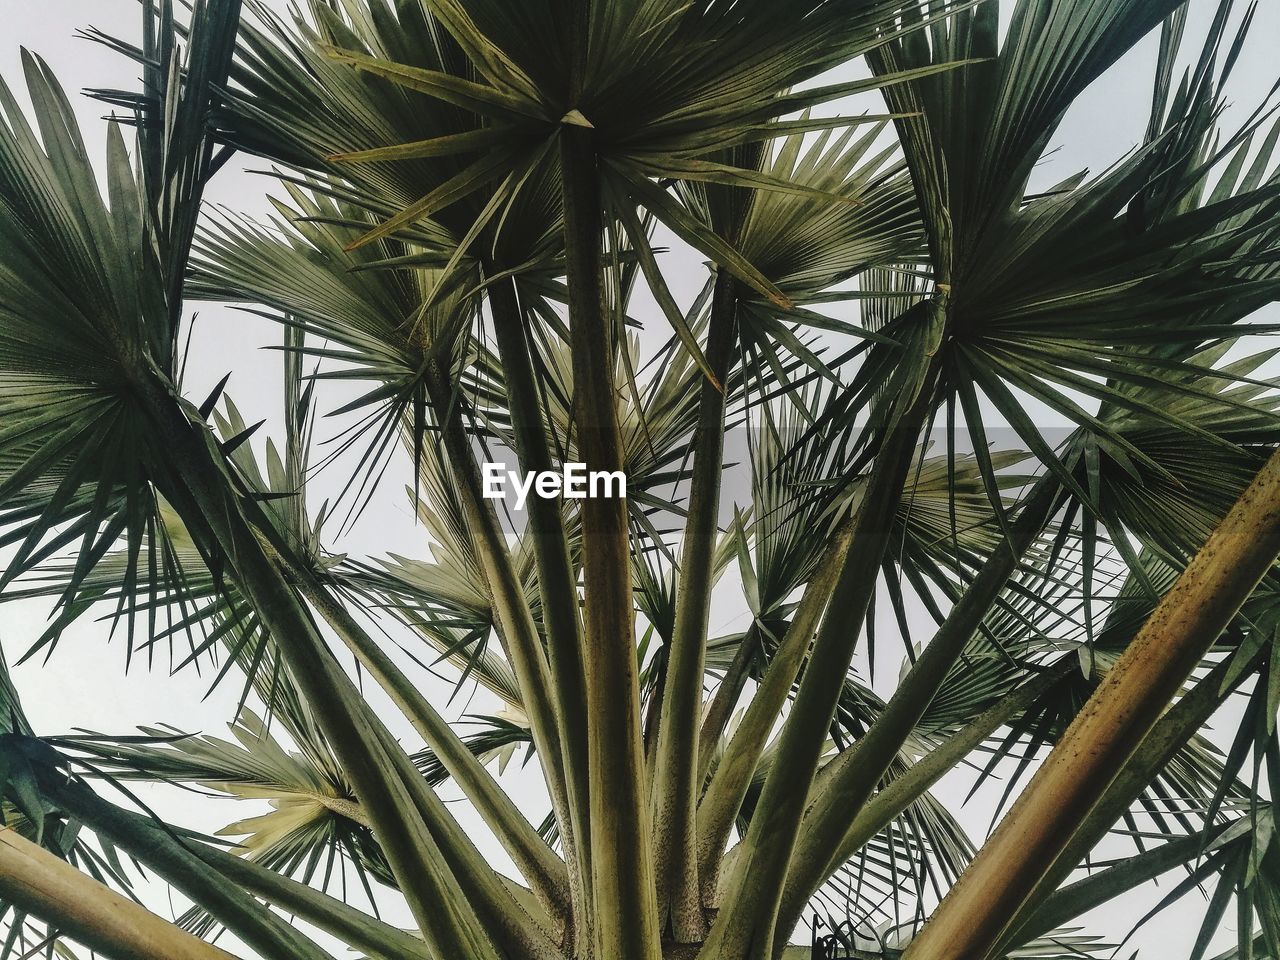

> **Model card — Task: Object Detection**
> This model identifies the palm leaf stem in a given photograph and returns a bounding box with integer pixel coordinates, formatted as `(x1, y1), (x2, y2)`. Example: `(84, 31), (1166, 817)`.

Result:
(420, 356), (578, 879)
(650, 267), (739, 943)
(0, 824), (238, 960)
(998, 633), (1270, 954)
(42, 777), (338, 960)
(286, 557), (571, 931)
(786, 474), (1061, 906)
(136, 379), (505, 960)
(775, 653), (1073, 936)
(695, 622), (759, 786)
(187, 822), (432, 959)
(695, 510), (860, 895)
(903, 447), (1280, 960)
(700, 327), (943, 960)
(37, 773), (430, 960)
(560, 121), (661, 960)
(1021, 821), (1235, 944)
(487, 274), (593, 939)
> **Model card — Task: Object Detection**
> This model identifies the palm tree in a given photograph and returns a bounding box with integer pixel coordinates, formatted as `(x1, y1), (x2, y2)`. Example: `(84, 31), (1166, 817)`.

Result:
(1, 0), (1280, 958)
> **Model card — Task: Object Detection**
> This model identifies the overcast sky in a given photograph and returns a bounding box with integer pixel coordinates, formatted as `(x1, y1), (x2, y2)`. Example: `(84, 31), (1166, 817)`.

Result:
(1, 1), (1278, 956)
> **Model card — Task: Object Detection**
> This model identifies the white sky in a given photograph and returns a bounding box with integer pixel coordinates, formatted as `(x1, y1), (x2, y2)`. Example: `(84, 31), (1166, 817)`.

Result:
(2, 1), (1279, 956)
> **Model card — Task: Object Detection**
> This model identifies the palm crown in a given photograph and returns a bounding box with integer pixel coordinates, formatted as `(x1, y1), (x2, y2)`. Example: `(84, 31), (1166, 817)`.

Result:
(1, 1), (1280, 959)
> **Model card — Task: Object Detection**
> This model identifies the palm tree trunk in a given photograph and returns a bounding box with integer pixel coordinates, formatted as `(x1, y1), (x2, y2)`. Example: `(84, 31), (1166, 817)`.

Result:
(0, 826), (239, 960)
(560, 121), (662, 960)
(903, 447), (1280, 960)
